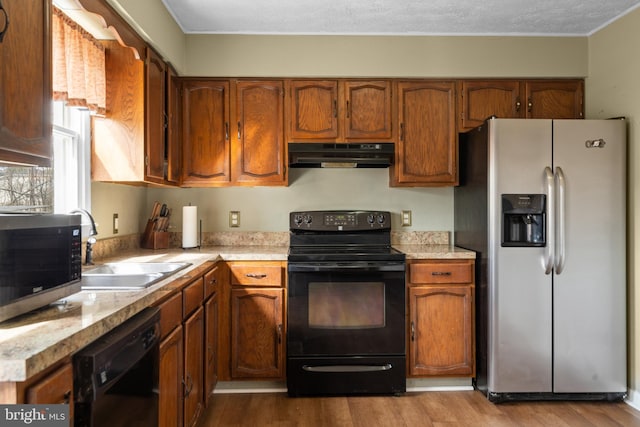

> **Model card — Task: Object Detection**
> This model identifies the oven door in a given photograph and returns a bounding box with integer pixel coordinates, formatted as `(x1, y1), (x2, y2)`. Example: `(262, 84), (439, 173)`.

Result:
(287, 261), (405, 357)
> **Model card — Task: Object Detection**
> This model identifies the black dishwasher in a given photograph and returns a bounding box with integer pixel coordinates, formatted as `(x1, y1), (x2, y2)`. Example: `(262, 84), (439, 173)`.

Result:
(74, 307), (160, 427)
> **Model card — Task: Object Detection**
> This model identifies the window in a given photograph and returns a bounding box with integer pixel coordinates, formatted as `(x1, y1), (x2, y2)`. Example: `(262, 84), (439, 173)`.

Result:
(0, 102), (91, 214)
(52, 101), (92, 214)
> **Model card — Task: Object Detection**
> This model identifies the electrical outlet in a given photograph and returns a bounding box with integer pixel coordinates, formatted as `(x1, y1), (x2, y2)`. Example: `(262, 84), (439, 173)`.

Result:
(113, 213), (119, 234)
(401, 210), (412, 226)
(229, 211), (240, 228)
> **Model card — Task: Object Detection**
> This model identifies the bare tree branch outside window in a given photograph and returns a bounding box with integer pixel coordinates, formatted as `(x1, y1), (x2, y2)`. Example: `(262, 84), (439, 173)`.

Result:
(0, 166), (53, 212)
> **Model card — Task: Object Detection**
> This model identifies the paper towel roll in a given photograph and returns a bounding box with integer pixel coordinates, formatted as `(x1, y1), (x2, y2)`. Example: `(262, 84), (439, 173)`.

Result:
(182, 205), (198, 248)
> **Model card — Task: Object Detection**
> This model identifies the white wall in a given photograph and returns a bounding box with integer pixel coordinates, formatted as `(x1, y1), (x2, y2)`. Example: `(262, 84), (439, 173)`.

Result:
(587, 6), (640, 408)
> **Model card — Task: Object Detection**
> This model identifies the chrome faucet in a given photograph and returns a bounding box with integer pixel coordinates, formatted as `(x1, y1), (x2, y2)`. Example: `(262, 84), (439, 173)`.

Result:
(70, 209), (98, 265)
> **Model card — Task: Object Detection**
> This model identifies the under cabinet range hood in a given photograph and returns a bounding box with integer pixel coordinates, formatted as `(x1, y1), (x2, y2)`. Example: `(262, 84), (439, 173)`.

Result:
(288, 143), (395, 168)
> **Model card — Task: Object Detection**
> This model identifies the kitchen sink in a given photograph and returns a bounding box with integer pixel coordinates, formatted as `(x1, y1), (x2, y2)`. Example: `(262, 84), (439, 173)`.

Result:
(81, 262), (192, 290)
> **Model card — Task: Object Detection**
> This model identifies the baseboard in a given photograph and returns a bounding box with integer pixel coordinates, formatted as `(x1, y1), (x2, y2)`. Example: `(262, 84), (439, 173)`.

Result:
(213, 378), (474, 394)
(626, 388), (640, 410)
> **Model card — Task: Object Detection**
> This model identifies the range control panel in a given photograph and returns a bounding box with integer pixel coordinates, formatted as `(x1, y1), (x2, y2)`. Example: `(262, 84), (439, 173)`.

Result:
(290, 210), (391, 231)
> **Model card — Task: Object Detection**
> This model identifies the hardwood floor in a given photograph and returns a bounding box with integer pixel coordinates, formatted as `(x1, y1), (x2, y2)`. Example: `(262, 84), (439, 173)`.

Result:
(199, 391), (640, 427)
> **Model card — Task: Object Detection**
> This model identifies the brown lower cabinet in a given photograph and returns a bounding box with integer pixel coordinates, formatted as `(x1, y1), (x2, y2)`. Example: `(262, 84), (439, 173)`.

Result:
(407, 259), (476, 377)
(157, 260), (220, 427)
(0, 361), (74, 424)
(217, 261), (286, 381)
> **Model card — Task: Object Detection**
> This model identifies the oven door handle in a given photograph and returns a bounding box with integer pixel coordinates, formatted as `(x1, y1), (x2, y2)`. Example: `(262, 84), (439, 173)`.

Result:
(288, 262), (405, 273)
(302, 364), (393, 373)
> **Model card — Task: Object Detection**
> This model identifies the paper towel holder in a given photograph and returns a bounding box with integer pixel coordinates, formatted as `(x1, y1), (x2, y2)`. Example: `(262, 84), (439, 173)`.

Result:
(182, 204), (201, 250)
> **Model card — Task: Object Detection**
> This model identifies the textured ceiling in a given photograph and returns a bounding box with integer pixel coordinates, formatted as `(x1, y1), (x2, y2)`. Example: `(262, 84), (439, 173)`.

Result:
(160, 0), (640, 36)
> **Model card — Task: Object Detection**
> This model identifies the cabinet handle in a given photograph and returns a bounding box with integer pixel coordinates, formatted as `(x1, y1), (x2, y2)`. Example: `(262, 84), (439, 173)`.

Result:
(277, 324), (283, 344)
(411, 321), (415, 341)
(225, 122), (229, 140)
(0, 1), (8, 43)
(333, 100), (337, 118)
(245, 273), (267, 279)
(62, 390), (71, 404)
(346, 100), (350, 118)
(182, 374), (193, 397)
(237, 121), (242, 140)
(431, 271), (452, 276)
(527, 97), (533, 113)
(515, 98), (521, 112)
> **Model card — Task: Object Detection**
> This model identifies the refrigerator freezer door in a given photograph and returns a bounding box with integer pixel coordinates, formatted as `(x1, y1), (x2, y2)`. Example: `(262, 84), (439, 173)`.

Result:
(552, 120), (627, 393)
(488, 119), (554, 393)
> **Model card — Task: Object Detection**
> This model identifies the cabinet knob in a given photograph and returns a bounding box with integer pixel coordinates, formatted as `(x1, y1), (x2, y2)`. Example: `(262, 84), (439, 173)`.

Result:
(515, 98), (521, 112)
(0, 1), (8, 43)
(527, 98), (533, 113)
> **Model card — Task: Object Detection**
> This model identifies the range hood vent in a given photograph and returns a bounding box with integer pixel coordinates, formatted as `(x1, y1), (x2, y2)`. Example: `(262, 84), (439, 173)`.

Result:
(288, 143), (395, 168)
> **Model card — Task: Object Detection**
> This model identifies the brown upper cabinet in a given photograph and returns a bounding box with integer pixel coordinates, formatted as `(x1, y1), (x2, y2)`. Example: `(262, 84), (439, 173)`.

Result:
(287, 80), (394, 142)
(391, 81), (458, 186)
(181, 80), (231, 186)
(181, 79), (286, 187)
(93, 44), (175, 185)
(0, 0), (52, 167)
(233, 80), (286, 185)
(458, 79), (584, 131)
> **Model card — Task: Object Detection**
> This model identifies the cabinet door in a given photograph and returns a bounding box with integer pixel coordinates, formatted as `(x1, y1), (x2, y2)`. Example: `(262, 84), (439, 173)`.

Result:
(288, 80), (339, 140)
(393, 81), (457, 186)
(145, 47), (167, 184)
(166, 66), (182, 184)
(159, 325), (183, 427)
(233, 80), (286, 185)
(181, 80), (231, 186)
(458, 80), (523, 131)
(183, 306), (204, 427)
(525, 80), (584, 119)
(230, 288), (284, 379)
(344, 80), (393, 140)
(408, 286), (474, 376)
(26, 363), (73, 421)
(0, 0), (51, 166)
(204, 293), (218, 403)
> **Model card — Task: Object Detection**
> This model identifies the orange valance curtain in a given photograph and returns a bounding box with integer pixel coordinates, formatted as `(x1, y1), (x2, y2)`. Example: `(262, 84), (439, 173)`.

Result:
(52, 7), (106, 115)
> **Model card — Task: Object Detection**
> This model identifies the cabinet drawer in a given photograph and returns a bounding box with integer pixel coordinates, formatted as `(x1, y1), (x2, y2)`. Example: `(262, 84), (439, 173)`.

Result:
(410, 262), (473, 284)
(204, 264), (221, 299)
(158, 292), (182, 338)
(183, 277), (204, 317)
(229, 264), (282, 287)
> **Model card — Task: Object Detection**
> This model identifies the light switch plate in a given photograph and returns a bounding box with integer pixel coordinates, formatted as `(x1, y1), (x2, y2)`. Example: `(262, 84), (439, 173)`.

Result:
(229, 211), (240, 228)
(113, 213), (119, 234)
(401, 210), (412, 226)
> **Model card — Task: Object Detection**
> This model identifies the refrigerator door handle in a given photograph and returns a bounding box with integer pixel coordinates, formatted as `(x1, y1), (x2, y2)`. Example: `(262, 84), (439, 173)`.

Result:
(555, 166), (566, 274)
(544, 166), (555, 274)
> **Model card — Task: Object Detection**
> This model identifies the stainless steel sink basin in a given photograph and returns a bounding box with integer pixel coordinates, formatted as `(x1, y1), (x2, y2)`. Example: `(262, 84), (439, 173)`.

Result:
(81, 273), (166, 290)
(81, 262), (192, 290)
(84, 262), (191, 276)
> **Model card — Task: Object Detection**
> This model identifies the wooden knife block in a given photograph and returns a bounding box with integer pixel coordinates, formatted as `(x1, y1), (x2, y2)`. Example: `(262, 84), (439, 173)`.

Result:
(141, 219), (169, 249)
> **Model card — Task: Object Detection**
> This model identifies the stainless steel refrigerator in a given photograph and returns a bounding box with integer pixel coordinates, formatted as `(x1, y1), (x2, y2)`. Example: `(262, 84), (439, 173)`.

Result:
(454, 118), (627, 402)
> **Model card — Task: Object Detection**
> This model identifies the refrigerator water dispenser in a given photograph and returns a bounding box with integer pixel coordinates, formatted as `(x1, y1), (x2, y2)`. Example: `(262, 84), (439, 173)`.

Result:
(501, 194), (546, 247)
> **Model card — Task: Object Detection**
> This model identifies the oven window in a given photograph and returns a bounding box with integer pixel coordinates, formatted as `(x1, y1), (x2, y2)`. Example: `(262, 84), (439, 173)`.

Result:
(308, 282), (385, 329)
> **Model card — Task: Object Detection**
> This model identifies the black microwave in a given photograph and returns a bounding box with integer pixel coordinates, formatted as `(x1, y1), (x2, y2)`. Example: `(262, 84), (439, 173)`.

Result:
(0, 214), (82, 323)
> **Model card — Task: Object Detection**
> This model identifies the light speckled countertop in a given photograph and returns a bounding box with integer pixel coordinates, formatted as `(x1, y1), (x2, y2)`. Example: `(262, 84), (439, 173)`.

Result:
(0, 244), (473, 382)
